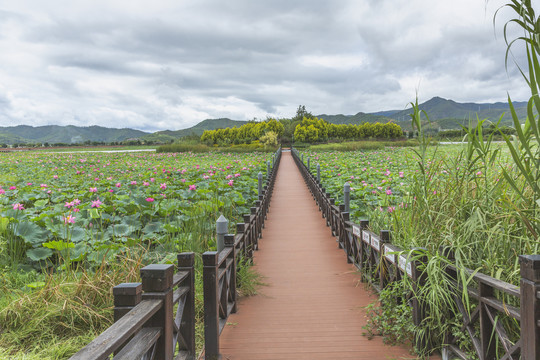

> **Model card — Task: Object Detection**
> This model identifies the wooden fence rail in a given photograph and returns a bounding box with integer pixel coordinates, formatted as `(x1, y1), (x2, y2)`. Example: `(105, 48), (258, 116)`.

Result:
(70, 252), (196, 360)
(291, 147), (540, 360)
(202, 147), (281, 360)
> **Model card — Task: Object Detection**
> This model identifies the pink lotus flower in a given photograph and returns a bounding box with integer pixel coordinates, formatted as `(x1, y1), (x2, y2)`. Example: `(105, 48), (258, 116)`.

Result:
(143, 181), (149, 186)
(12, 203), (24, 210)
(159, 183), (167, 190)
(150, 178), (155, 182)
(181, 179), (186, 183)
(189, 184), (197, 191)
(226, 175), (232, 179)
(0, 189), (4, 195)
(203, 175), (210, 180)
(53, 175), (58, 179)
(399, 171), (404, 178)
(386, 189), (392, 195)
(65, 201), (74, 208)
(73, 208), (80, 212)
(9, 186), (16, 190)
(73, 199), (81, 205)
(115, 183), (121, 188)
(27, 182), (33, 186)
(228, 180), (234, 187)
(146, 197), (155, 202)
(235, 173), (240, 177)
(64, 215), (75, 224)
(91, 199), (102, 208)
(41, 184), (48, 188)
(89, 187), (97, 192)
(130, 181), (137, 185)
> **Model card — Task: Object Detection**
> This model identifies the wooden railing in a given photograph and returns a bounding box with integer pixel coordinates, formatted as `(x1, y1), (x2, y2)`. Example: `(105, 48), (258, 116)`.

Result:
(291, 147), (540, 360)
(202, 147), (281, 360)
(70, 252), (196, 360)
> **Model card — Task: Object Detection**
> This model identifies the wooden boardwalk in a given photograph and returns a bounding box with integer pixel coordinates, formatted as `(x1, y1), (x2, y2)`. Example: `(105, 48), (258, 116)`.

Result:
(218, 151), (420, 360)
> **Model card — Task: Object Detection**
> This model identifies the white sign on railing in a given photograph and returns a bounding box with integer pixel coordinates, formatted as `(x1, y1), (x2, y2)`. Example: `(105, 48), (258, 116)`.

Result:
(352, 225), (361, 237)
(384, 245), (395, 263)
(362, 230), (370, 244)
(398, 255), (412, 277)
(371, 235), (380, 251)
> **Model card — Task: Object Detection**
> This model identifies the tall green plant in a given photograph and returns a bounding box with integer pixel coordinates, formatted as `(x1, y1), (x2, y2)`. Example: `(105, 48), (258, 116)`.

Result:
(496, 0), (540, 239)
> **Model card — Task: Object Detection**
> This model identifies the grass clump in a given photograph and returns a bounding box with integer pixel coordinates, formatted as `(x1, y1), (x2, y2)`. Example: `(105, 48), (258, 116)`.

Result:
(308, 139), (416, 151)
(235, 257), (265, 297)
(0, 255), (142, 359)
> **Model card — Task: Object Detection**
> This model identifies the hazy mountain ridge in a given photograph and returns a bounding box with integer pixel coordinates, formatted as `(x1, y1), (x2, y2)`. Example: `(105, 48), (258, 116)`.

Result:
(0, 97), (528, 145)
(380, 96), (528, 129)
(0, 125), (148, 145)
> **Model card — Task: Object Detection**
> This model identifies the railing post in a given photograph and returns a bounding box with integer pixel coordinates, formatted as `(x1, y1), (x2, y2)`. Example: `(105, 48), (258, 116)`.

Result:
(519, 255), (540, 359)
(359, 220), (369, 270)
(203, 251), (220, 360)
(341, 209), (350, 258)
(307, 157), (310, 171)
(225, 234), (237, 313)
(343, 182), (350, 213)
(216, 215), (228, 253)
(258, 172), (263, 197)
(140, 264), (174, 360)
(112, 282), (142, 356)
(113, 282), (142, 322)
(410, 249), (429, 355)
(177, 252), (196, 359)
(317, 163), (320, 183)
(379, 230), (390, 290)
(267, 161), (270, 179)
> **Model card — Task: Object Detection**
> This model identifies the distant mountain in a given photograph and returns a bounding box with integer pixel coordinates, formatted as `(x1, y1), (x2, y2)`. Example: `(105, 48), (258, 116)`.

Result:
(141, 118), (248, 143)
(0, 125), (148, 145)
(316, 112), (392, 125)
(378, 96), (528, 130)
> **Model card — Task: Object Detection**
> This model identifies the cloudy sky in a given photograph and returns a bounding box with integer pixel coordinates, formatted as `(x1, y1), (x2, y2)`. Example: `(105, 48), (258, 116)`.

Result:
(0, 0), (533, 132)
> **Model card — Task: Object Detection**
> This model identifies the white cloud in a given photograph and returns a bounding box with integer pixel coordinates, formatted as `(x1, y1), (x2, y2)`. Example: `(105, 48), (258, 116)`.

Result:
(0, 0), (534, 131)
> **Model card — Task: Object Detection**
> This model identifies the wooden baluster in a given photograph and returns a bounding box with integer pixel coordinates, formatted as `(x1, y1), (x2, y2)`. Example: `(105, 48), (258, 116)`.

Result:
(140, 264), (174, 360)
(177, 252), (195, 358)
(379, 230), (390, 290)
(519, 255), (540, 360)
(203, 251), (219, 360)
(225, 234), (237, 314)
(113, 282), (142, 322)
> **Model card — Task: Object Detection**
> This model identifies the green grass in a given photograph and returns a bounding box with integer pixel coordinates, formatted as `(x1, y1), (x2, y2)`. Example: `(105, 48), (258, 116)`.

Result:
(307, 139), (416, 151)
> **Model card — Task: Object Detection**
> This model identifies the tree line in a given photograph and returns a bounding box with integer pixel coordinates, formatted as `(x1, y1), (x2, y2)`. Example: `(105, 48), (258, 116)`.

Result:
(200, 106), (404, 146)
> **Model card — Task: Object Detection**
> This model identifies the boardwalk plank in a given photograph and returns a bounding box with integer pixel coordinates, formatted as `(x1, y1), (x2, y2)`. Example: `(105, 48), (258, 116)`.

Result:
(218, 152), (435, 360)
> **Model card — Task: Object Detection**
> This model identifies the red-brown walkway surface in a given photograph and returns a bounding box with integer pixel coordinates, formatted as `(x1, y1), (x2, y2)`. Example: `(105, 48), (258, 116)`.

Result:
(218, 151), (422, 360)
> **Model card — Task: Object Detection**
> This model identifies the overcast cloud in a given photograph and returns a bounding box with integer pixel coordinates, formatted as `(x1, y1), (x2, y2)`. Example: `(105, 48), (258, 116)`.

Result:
(0, 0), (533, 132)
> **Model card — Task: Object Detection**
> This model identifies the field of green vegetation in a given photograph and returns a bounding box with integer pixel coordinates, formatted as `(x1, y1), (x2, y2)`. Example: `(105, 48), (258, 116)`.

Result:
(0, 150), (270, 358)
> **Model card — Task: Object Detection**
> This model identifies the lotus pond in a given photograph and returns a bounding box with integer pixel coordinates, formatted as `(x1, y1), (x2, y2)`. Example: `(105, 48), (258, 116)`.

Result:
(0, 151), (271, 269)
